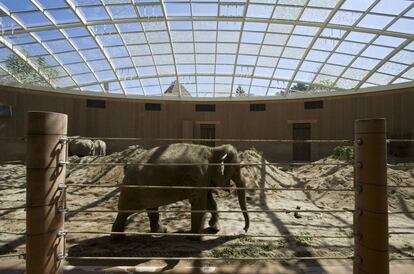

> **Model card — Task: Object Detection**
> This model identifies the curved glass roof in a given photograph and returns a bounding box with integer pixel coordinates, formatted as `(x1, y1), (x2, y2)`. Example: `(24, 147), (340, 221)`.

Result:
(0, 0), (413, 98)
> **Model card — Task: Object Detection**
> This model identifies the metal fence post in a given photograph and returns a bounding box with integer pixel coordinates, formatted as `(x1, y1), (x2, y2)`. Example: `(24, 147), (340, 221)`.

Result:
(26, 111), (67, 274)
(354, 118), (388, 274)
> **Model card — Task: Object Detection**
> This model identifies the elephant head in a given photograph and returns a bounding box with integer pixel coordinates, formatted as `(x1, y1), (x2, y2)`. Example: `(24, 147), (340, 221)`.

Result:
(209, 144), (250, 232)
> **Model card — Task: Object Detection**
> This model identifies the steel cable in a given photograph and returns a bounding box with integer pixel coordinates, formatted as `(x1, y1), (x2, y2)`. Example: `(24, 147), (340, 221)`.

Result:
(65, 183), (355, 192)
(65, 255), (354, 261)
(65, 230), (354, 238)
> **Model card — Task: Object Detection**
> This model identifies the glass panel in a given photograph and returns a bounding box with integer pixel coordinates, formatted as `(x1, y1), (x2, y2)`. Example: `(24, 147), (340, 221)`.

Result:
(388, 18), (414, 34)
(330, 10), (362, 25)
(340, 0), (375, 11)
(46, 9), (79, 24)
(0, 0), (37, 12)
(328, 53), (354, 66)
(367, 73), (394, 85)
(378, 62), (407, 75)
(71, 37), (98, 50)
(372, 0), (411, 15)
(165, 3), (191, 16)
(351, 57), (380, 70)
(361, 45), (393, 59)
(273, 6), (302, 20)
(107, 5), (137, 19)
(192, 3), (218, 16)
(300, 8), (332, 22)
(78, 7), (110, 21)
(246, 4), (274, 18)
(45, 40), (74, 53)
(357, 14), (394, 30)
(15, 12), (52, 27)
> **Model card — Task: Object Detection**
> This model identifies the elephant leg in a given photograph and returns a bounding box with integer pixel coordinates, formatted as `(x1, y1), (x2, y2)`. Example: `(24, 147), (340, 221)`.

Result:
(147, 207), (167, 233)
(111, 212), (133, 240)
(207, 191), (220, 232)
(189, 192), (207, 234)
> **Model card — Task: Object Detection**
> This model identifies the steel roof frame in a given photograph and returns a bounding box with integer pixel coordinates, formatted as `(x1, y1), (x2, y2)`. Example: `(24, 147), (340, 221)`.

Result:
(0, 0), (412, 98)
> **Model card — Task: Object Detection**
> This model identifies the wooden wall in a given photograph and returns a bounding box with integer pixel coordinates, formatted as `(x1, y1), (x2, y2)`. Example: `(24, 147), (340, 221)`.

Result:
(0, 85), (413, 162)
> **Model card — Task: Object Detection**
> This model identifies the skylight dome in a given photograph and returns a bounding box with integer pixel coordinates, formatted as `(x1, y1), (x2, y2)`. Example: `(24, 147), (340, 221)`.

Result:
(0, 0), (413, 98)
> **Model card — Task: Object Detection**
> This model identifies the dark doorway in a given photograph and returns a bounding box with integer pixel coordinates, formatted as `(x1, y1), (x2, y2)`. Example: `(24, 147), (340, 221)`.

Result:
(199, 124), (216, 147)
(292, 123), (311, 161)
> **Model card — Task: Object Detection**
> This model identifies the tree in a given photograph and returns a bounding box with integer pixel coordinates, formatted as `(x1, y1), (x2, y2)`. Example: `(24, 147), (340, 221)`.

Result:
(290, 82), (309, 92)
(5, 53), (57, 86)
(235, 85), (246, 96)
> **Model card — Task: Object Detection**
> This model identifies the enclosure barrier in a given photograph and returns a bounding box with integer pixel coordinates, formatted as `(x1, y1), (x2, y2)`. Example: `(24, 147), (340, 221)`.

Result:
(0, 112), (413, 273)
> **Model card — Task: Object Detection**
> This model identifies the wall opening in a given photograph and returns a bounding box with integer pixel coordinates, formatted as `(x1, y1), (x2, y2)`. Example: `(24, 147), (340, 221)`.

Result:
(292, 123), (311, 161)
(199, 124), (216, 147)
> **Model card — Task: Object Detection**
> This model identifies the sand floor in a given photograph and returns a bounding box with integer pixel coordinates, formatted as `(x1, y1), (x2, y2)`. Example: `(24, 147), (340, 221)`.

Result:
(0, 146), (413, 271)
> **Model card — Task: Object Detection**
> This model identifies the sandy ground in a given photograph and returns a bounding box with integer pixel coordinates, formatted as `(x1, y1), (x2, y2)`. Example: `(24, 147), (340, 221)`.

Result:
(0, 146), (413, 272)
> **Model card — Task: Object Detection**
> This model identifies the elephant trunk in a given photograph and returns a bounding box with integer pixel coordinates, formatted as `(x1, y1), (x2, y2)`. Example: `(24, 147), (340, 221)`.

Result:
(234, 171), (250, 232)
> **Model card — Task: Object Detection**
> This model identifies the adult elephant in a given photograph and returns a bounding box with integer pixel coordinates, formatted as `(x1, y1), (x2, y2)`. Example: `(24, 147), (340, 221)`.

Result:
(68, 139), (94, 157)
(69, 138), (106, 157)
(111, 143), (250, 238)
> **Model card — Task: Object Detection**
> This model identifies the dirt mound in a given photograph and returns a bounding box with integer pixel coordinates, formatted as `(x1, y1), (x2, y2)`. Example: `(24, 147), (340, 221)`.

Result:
(66, 145), (146, 185)
(291, 156), (414, 211)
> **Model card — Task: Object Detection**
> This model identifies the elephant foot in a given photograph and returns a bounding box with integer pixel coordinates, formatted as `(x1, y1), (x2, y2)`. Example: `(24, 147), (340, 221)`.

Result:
(110, 233), (126, 241)
(151, 224), (167, 234)
(208, 220), (220, 232)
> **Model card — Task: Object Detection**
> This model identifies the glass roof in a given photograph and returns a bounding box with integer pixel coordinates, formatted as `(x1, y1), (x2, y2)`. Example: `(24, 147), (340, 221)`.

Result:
(0, 0), (413, 98)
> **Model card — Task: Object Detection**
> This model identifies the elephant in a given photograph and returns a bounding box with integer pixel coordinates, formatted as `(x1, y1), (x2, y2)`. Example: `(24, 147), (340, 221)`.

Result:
(111, 143), (250, 238)
(69, 138), (106, 157)
(93, 139), (106, 156)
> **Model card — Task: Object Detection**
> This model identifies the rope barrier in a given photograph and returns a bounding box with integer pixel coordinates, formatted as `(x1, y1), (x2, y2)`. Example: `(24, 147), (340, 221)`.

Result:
(67, 136), (353, 144)
(65, 184), (354, 192)
(65, 231), (353, 238)
(65, 255), (354, 261)
(67, 209), (354, 214)
(65, 162), (351, 167)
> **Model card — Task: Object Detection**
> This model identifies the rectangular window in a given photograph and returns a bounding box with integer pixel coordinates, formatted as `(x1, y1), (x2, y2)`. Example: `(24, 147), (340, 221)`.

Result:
(145, 103), (161, 111)
(0, 105), (12, 118)
(86, 99), (106, 108)
(250, 103), (266, 111)
(195, 104), (215, 112)
(304, 100), (323, 109)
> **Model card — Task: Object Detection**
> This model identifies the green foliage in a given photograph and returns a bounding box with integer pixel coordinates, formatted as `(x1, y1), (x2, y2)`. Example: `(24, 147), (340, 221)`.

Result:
(235, 85), (246, 96)
(5, 53), (57, 85)
(290, 80), (338, 93)
(290, 82), (309, 92)
(293, 232), (312, 247)
(210, 237), (276, 258)
(333, 146), (354, 161)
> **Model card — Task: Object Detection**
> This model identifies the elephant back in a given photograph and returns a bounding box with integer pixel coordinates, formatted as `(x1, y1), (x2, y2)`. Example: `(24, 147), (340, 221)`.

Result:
(69, 139), (94, 157)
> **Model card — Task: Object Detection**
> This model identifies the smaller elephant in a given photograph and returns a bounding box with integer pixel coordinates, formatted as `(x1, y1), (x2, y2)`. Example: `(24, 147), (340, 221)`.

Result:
(69, 138), (106, 157)
(93, 139), (106, 156)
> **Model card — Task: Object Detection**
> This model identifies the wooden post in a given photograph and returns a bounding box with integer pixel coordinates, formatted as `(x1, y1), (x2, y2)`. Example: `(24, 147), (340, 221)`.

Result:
(354, 118), (388, 274)
(26, 111), (67, 274)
